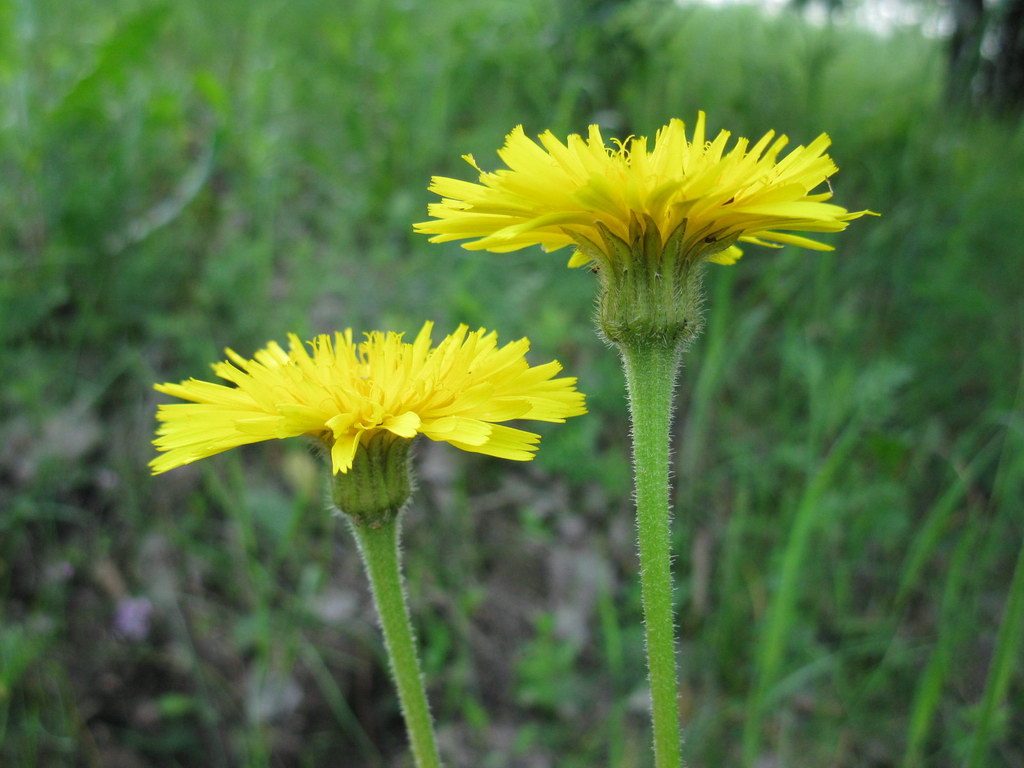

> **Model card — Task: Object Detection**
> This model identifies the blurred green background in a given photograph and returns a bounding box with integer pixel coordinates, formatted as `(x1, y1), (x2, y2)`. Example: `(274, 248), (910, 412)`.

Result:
(1, 0), (1022, 765)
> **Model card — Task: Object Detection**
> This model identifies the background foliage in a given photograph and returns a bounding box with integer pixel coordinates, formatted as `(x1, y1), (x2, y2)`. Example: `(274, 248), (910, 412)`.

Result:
(1, 0), (1022, 766)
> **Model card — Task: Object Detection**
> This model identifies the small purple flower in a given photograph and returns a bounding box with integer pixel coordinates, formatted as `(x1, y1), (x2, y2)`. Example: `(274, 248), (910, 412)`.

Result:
(45, 561), (74, 582)
(114, 596), (153, 641)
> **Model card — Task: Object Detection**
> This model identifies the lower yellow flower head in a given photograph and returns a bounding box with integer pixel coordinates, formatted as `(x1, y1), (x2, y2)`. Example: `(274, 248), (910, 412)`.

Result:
(414, 112), (874, 266)
(151, 322), (587, 475)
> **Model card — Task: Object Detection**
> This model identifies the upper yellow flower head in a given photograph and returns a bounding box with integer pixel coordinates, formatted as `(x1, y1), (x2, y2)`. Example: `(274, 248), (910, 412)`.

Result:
(415, 112), (874, 267)
(151, 322), (587, 476)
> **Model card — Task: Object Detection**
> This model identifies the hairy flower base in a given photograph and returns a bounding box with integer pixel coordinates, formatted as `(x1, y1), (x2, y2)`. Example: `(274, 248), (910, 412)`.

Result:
(151, 322), (586, 475)
(331, 431), (414, 527)
(586, 214), (735, 348)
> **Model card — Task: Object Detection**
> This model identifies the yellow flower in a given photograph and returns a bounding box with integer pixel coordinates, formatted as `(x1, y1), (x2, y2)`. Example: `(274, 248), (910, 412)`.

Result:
(414, 112), (874, 267)
(151, 322), (587, 476)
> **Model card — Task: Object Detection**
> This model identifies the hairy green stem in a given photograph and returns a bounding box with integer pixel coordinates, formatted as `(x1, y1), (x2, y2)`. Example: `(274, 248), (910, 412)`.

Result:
(621, 340), (684, 768)
(351, 517), (442, 768)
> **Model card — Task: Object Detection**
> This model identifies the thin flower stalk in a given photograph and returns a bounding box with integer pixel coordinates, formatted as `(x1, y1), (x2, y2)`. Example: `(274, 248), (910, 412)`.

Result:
(151, 323), (587, 767)
(417, 114), (874, 767)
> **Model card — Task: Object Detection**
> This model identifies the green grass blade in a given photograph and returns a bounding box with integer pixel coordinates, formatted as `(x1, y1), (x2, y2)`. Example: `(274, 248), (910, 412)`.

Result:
(966, 537), (1024, 767)
(742, 423), (861, 764)
(298, 638), (383, 763)
(895, 436), (1001, 606)
(597, 585), (627, 767)
(902, 526), (978, 767)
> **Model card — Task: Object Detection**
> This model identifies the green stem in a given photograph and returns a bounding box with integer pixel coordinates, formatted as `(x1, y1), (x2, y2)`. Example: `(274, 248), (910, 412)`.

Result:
(351, 516), (442, 768)
(621, 340), (684, 768)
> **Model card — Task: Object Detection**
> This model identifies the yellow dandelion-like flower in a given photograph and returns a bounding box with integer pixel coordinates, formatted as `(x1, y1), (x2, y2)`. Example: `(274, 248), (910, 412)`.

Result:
(151, 322), (587, 476)
(414, 112), (874, 267)
(415, 114), (877, 766)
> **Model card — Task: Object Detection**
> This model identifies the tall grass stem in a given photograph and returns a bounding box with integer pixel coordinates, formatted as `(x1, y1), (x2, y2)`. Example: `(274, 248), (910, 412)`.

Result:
(742, 423), (859, 764)
(966, 537), (1024, 767)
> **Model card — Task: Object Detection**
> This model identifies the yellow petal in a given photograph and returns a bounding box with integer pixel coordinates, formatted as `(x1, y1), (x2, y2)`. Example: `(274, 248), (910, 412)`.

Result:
(384, 411), (421, 438)
(414, 113), (873, 263)
(331, 432), (361, 474)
